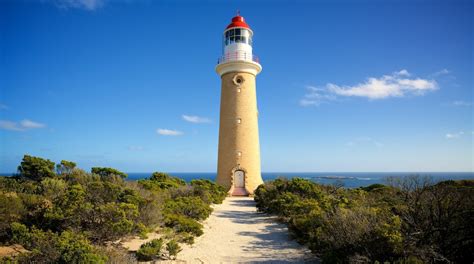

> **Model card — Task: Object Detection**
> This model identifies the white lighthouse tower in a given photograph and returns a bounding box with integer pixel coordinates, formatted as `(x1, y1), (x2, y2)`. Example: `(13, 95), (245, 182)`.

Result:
(215, 14), (263, 196)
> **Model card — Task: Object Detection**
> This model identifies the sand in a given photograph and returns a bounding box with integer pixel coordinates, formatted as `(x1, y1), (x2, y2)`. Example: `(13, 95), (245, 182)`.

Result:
(0, 244), (28, 258)
(176, 197), (319, 263)
(120, 230), (163, 252)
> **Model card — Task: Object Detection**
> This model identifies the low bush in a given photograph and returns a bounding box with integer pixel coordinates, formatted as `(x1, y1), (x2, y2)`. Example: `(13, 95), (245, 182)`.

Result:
(9, 222), (106, 263)
(164, 214), (203, 236)
(190, 179), (227, 204)
(166, 239), (182, 260)
(136, 238), (163, 261)
(164, 196), (212, 221)
(0, 154), (224, 262)
(254, 177), (474, 263)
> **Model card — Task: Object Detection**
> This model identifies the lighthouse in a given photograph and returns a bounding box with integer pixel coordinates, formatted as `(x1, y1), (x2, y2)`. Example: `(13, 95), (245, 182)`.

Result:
(215, 14), (263, 196)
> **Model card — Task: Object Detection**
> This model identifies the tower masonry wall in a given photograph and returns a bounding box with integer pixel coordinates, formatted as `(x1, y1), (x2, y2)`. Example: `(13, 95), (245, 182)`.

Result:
(216, 71), (263, 195)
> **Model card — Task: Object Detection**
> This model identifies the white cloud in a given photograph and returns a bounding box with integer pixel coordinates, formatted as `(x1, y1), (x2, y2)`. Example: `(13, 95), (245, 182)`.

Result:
(52, 0), (105, 10)
(299, 86), (337, 106)
(446, 131), (464, 139)
(0, 121), (23, 131)
(432, 68), (450, 77)
(20, 119), (46, 129)
(0, 119), (46, 131)
(395, 69), (410, 76)
(452, 100), (472, 107)
(156, 128), (183, 136)
(301, 70), (438, 106)
(182, 115), (212, 124)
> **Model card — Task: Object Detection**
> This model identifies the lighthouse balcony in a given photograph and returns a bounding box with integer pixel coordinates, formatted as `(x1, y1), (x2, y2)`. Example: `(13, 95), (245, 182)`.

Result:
(217, 52), (260, 65)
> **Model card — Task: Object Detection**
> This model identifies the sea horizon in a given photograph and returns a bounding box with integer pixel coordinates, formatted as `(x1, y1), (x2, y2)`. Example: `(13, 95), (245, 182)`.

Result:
(2, 171), (473, 188)
(128, 171), (474, 188)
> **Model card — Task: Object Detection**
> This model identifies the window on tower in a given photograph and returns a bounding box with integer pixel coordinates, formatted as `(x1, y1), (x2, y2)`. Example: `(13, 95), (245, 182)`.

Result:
(224, 28), (252, 46)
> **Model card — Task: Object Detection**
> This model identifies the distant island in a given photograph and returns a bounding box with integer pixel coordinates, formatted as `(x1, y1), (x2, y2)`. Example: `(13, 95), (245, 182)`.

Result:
(313, 175), (357, 179)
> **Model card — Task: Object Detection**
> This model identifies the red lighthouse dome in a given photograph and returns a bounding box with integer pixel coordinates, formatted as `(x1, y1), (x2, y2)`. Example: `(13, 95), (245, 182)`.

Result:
(226, 15), (250, 29)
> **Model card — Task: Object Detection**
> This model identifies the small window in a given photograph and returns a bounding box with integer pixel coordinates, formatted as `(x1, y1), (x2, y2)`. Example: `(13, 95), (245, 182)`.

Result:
(233, 74), (245, 86)
(237, 88), (241, 93)
(225, 31), (229, 38)
(235, 28), (241, 36)
(236, 118), (241, 124)
(229, 29), (234, 37)
(237, 151), (242, 157)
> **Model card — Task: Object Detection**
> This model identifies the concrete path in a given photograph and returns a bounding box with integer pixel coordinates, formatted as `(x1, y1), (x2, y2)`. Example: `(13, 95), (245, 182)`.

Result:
(177, 197), (319, 263)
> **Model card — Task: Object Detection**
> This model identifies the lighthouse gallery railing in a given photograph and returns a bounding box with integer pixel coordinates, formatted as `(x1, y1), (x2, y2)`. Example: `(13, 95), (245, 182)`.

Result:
(217, 52), (260, 64)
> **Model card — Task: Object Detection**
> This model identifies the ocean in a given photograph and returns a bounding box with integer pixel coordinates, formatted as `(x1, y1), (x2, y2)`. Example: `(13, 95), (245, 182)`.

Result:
(127, 172), (474, 188)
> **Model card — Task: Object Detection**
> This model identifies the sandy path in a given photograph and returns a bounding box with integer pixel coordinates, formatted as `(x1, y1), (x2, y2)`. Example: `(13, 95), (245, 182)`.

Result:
(177, 197), (318, 263)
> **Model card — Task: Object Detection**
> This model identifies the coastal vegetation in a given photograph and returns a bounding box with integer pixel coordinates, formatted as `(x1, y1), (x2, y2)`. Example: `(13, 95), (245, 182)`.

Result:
(0, 154), (226, 263)
(254, 176), (474, 263)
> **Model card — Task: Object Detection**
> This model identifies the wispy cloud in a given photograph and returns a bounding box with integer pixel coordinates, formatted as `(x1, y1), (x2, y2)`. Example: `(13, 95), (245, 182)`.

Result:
(0, 104), (8, 110)
(0, 119), (46, 131)
(156, 128), (183, 136)
(347, 137), (384, 147)
(299, 87), (337, 106)
(51, 0), (105, 10)
(300, 70), (438, 106)
(21, 120), (46, 129)
(445, 131), (464, 139)
(182, 115), (212, 124)
(432, 68), (450, 77)
(452, 100), (472, 107)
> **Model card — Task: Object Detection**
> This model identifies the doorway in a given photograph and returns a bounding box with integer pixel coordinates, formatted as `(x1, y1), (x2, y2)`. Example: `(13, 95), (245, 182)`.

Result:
(234, 170), (245, 188)
(232, 170), (248, 196)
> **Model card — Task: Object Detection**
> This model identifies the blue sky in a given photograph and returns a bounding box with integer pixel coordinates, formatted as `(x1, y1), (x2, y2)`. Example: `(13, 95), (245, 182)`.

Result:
(1, 0), (472, 173)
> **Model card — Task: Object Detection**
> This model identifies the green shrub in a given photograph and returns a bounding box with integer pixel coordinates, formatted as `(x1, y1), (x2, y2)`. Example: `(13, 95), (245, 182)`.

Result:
(17, 155), (55, 181)
(164, 196), (212, 220)
(164, 214), (203, 236)
(136, 238), (163, 261)
(91, 167), (127, 180)
(40, 178), (67, 200)
(361, 183), (388, 192)
(10, 222), (30, 246)
(190, 179), (227, 204)
(90, 202), (139, 242)
(0, 194), (25, 239)
(179, 233), (195, 245)
(56, 231), (107, 263)
(255, 176), (474, 263)
(56, 160), (76, 175)
(166, 239), (182, 260)
(0, 155), (222, 263)
(9, 224), (106, 263)
(148, 172), (185, 189)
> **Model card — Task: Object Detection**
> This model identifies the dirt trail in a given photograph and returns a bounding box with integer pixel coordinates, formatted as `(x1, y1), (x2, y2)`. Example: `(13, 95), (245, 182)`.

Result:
(176, 197), (318, 263)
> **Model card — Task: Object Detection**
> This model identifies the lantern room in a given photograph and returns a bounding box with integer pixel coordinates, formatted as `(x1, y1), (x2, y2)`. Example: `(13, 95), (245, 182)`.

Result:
(219, 15), (258, 64)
